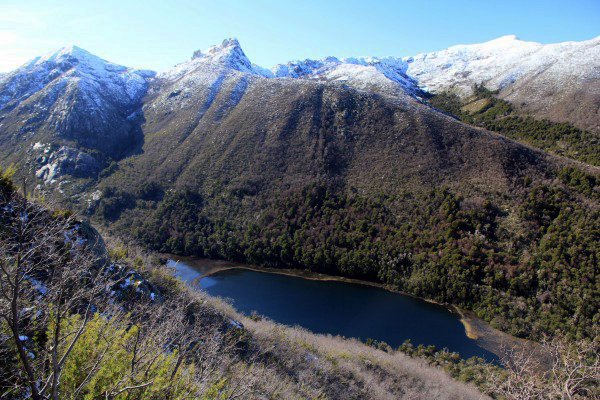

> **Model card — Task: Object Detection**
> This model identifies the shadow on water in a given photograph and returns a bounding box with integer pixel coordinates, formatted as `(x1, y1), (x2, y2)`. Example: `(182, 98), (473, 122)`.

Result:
(169, 258), (500, 362)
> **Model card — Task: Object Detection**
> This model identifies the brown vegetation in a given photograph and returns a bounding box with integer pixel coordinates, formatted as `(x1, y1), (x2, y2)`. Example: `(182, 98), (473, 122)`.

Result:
(0, 180), (490, 399)
(485, 334), (599, 399)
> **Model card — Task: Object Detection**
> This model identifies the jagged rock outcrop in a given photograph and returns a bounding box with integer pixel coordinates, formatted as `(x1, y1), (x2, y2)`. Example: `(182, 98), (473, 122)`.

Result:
(33, 143), (101, 183)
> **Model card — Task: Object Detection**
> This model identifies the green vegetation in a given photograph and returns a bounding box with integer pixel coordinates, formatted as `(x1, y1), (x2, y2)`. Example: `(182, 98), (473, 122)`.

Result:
(429, 85), (600, 166)
(2, 170), (598, 399)
(0, 164), (16, 197)
(0, 176), (492, 399)
(557, 166), (599, 200)
(45, 313), (199, 399)
(128, 181), (599, 341)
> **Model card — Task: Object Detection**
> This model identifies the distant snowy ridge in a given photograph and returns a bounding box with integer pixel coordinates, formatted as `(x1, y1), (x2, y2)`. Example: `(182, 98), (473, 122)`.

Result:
(5, 35), (600, 103)
(269, 55), (421, 96)
(403, 34), (600, 131)
(3, 34), (600, 140)
(163, 34), (600, 101)
(405, 34), (600, 96)
(156, 38), (421, 98)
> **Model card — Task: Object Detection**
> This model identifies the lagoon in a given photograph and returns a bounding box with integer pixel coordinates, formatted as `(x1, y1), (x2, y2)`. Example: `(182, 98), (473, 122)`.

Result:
(169, 258), (499, 362)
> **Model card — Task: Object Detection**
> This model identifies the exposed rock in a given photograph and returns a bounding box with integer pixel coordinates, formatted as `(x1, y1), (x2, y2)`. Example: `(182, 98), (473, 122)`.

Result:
(34, 145), (100, 182)
(0, 45), (151, 162)
(78, 220), (108, 266)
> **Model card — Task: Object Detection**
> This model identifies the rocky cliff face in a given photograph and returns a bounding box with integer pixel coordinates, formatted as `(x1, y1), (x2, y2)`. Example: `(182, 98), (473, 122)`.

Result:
(33, 143), (101, 183)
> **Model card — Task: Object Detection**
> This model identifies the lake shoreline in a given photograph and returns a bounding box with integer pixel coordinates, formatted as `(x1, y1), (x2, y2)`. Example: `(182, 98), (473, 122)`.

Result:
(164, 254), (535, 361)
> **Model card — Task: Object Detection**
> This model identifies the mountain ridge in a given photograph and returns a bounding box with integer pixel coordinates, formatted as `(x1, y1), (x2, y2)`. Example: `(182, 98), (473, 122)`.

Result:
(1, 35), (598, 189)
(4, 33), (598, 131)
(406, 35), (600, 132)
(0, 34), (598, 350)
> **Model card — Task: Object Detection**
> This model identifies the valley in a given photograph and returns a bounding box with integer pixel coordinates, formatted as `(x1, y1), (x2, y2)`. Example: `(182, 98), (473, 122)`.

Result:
(166, 255), (540, 363)
(0, 33), (599, 398)
(1, 36), (598, 343)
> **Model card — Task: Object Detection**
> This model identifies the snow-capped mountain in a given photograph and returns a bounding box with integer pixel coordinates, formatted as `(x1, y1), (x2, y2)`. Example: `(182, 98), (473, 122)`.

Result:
(1, 35), (599, 187)
(0, 46), (156, 183)
(405, 35), (541, 95)
(405, 35), (600, 131)
(0, 45), (153, 155)
(152, 38), (421, 110)
(0, 45), (152, 110)
(162, 39), (269, 82)
(269, 56), (421, 97)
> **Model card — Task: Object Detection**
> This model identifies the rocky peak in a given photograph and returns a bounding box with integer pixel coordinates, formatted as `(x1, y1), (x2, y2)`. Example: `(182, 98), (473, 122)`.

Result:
(193, 38), (243, 58)
(190, 38), (256, 73)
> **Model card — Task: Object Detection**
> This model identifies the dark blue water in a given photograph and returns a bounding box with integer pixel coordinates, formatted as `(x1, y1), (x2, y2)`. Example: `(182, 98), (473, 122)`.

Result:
(169, 259), (498, 362)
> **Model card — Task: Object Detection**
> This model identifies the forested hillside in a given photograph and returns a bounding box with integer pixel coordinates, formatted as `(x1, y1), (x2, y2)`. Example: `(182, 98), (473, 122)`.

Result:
(1, 168), (598, 399)
(119, 174), (599, 341)
(1, 38), (599, 399)
(429, 85), (600, 166)
(81, 63), (599, 345)
(0, 168), (496, 399)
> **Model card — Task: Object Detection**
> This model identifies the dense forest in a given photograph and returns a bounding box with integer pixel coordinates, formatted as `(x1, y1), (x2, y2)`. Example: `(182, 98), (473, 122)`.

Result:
(2, 166), (598, 399)
(428, 85), (600, 166)
(0, 168), (492, 399)
(100, 170), (600, 342)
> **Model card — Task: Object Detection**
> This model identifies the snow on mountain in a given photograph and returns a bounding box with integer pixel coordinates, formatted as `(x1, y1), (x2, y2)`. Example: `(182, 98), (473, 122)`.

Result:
(161, 38), (269, 83)
(3, 34), (599, 155)
(0, 45), (152, 112)
(0, 46), (154, 158)
(192, 38), (271, 77)
(405, 35), (600, 97)
(405, 34), (600, 131)
(270, 56), (421, 97)
(150, 39), (268, 117)
(157, 39), (422, 102)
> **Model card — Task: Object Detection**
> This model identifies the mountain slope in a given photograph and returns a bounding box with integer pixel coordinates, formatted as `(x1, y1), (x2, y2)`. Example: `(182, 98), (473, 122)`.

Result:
(0, 46), (154, 182)
(135, 78), (545, 196)
(0, 40), (598, 346)
(94, 40), (599, 344)
(90, 38), (552, 199)
(406, 35), (600, 132)
(270, 55), (422, 97)
(102, 39), (553, 205)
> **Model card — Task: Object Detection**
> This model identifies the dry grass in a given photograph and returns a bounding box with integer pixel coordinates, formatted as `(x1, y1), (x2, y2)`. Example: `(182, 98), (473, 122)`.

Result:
(460, 98), (491, 114)
(100, 232), (489, 399)
(205, 294), (488, 400)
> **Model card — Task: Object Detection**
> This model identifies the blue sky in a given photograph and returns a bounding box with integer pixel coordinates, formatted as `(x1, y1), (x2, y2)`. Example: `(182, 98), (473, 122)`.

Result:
(1, 0), (598, 72)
